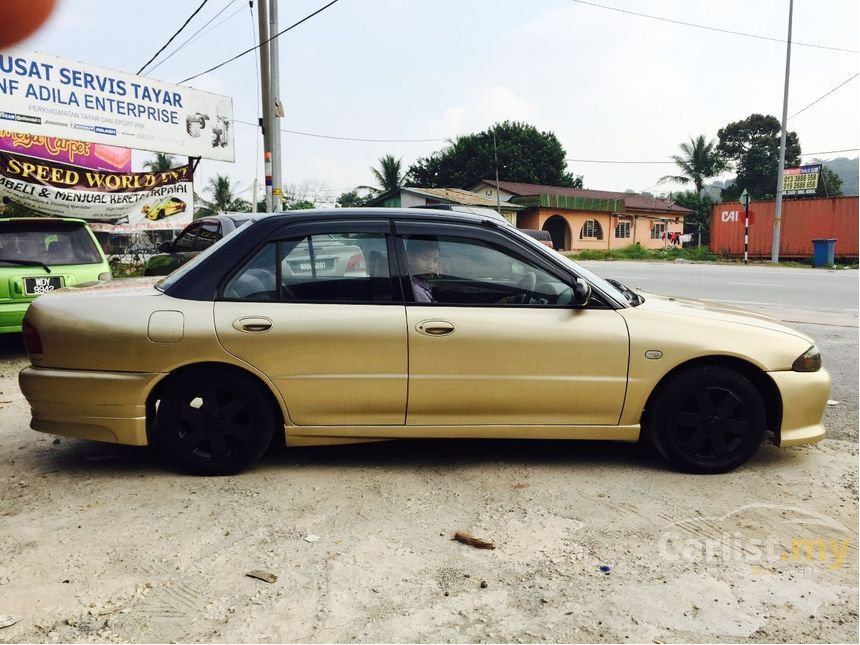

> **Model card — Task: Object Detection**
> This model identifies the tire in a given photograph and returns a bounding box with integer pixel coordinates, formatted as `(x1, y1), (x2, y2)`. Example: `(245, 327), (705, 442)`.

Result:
(648, 366), (767, 474)
(154, 369), (275, 475)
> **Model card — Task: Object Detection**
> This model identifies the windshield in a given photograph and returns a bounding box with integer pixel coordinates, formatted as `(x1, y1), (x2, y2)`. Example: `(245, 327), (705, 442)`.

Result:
(156, 218), (255, 292)
(0, 221), (102, 266)
(505, 226), (629, 306)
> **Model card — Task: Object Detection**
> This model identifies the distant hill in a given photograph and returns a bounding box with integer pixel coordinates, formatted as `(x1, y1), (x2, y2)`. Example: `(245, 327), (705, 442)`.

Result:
(817, 157), (858, 196)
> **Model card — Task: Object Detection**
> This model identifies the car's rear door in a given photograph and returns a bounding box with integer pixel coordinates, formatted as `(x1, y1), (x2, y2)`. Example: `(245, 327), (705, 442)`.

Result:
(214, 220), (408, 426)
(394, 221), (630, 427)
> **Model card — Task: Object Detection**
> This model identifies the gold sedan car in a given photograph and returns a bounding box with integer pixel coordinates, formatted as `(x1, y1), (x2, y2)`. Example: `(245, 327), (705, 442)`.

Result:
(19, 209), (829, 475)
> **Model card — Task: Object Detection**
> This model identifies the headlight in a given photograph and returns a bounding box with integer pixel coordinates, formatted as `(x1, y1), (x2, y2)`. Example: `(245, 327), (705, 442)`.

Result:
(792, 346), (821, 372)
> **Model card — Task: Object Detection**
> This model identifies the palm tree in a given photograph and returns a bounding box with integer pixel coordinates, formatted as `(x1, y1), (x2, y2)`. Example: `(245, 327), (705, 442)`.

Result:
(195, 175), (250, 218)
(359, 154), (405, 195)
(142, 152), (177, 172)
(660, 135), (726, 195)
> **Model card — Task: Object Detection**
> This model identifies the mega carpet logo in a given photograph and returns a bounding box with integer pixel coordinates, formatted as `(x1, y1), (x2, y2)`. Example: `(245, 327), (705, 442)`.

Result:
(658, 504), (853, 573)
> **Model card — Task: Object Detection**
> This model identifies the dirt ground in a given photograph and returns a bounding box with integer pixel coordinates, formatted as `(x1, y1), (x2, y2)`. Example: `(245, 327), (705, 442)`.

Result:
(0, 312), (857, 643)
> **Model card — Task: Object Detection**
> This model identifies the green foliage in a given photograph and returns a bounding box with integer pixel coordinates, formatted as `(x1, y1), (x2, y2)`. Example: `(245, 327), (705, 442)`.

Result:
(717, 114), (801, 200)
(660, 135), (726, 194)
(143, 153), (178, 172)
(288, 200), (315, 210)
(196, 175), (251, 218)
(336, 190), (370, 207)
(671, 191), (713, 244)
(816, 166), (844, 197)
(363, 155), (405, 195)
(407, 121), (583, 189)
(570, 243), (717, 262)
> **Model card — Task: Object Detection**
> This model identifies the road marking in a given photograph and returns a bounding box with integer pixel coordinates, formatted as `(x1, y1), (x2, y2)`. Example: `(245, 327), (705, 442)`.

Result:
(726, 282), (779, 286)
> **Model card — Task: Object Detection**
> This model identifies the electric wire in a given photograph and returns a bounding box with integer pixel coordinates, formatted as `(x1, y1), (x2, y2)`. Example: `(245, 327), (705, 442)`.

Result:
(137, 0), (210, 75)
(570, 0), (857, 54)
(179, 0), (341, 84)
(790, 73), (859, 119)
(145, 0), (239, 75)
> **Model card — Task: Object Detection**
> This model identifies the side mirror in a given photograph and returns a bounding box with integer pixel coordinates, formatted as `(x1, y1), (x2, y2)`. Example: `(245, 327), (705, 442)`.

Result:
(573, 278), (592, 306)
(158, 240), (174, 252)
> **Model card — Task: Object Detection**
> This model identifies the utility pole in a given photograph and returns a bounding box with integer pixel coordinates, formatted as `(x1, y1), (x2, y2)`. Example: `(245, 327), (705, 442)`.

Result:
(493, 128), (501, 217)
(269, 0), (283, 211)
(257, 0), (273, 213)
(772, 0), (794, 263)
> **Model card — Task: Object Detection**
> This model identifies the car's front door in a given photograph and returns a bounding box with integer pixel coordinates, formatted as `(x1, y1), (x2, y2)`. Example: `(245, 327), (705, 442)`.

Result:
(214, 220), (407, 426)
(395, 222), (629, 427)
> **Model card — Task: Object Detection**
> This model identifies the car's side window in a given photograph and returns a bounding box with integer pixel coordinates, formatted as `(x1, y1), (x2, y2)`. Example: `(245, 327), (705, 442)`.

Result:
(173, 223), (203, 252)
(401, 234), (574, 306)
(196, 222), (221, 250)
(222, 232), (393, 303)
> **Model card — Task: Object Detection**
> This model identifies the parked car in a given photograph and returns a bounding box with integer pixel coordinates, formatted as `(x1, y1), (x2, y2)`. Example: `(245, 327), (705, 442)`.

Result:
(0, 217), (111, 333)
(20, 208), (829, 475)
(143, 213), (256, 276)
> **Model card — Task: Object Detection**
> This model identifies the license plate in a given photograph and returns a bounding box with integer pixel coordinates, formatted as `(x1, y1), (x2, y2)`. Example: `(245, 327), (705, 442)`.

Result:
(24, 276), (63, 295)
(290, 258), (335, 273)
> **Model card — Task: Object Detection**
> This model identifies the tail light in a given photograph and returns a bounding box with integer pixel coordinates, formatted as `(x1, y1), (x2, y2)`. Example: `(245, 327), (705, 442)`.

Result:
(22, 318), (43, 356)
(345, 253), (366, 273)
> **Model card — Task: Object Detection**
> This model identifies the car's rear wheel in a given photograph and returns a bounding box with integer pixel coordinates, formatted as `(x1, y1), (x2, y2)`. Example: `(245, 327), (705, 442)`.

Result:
(648, 366), (766, 474)
(155, 369), (275, 475)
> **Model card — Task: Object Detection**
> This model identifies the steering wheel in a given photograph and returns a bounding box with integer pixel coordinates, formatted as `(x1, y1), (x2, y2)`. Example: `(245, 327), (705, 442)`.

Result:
(510, 271), (537, 304)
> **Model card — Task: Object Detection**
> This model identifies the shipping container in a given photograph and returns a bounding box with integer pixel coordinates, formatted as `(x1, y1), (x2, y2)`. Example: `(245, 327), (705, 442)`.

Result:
(710, 196), (858, 259)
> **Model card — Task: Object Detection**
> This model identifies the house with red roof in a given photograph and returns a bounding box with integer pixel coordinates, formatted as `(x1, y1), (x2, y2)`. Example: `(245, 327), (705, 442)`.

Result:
(472, 180), (691, 251)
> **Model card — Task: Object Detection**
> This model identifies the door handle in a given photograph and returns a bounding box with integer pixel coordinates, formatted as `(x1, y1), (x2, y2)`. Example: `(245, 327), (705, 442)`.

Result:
(416, 320), (455, 336)
(233, 316), (273, 333)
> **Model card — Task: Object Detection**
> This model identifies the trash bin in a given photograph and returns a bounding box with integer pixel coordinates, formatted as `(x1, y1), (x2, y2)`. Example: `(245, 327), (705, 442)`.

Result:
(812, 238), (837, 267)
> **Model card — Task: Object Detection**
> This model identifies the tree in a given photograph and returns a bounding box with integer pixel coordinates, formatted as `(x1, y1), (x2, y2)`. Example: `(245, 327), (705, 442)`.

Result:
(816, 166), (844, 197)
(336, 189), (371, 207)
(196, 175), (250, 218)
(143, 152), (177, 172)
(407, 121), (582, 189)
(671, 191), (714, 245)
(660, 135), (726, 194)
(359, 155), (405, 195)
(717, 114), (801, 200)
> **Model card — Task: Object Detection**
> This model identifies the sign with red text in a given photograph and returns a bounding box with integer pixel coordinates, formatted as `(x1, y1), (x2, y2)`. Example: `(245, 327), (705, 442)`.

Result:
(0, 129), (131, 171)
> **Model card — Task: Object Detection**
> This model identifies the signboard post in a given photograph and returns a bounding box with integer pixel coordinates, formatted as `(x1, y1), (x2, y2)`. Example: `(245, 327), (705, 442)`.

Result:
(739, 189), (750, 264)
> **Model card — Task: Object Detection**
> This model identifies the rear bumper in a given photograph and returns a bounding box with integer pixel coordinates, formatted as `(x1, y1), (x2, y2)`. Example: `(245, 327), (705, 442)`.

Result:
(18, 366), (163, 446)
(769, 369), (831, 447)
(0, 302), (30, 333)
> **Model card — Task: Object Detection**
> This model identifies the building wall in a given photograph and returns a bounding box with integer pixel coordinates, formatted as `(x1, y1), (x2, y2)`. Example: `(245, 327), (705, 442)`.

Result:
(710, 196), (858, 258)
(517, 208), (684, 251)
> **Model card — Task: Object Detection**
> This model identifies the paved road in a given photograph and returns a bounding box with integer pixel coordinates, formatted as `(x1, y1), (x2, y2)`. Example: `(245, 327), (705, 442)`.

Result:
(579, 260), (858, 317)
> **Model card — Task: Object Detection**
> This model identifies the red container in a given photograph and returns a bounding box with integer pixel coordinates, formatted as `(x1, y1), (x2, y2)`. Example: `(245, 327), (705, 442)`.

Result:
(710, 196), (858, 258)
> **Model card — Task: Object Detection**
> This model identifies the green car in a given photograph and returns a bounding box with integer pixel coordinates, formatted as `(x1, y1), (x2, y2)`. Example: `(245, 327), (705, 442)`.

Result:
(0, 217), (112, 334)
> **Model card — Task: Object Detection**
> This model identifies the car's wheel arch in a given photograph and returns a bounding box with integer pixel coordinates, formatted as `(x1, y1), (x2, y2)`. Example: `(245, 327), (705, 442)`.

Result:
(145, 361), (286, 445)
(640, 355), (782, 444)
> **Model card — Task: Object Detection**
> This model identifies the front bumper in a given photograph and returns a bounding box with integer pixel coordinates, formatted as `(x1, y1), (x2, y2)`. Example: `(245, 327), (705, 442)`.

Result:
(769, 368), (831, 447)
(19, 366), (164, 446)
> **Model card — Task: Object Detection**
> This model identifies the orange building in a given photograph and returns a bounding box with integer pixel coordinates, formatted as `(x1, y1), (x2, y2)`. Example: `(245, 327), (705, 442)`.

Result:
(472, 180), (690, 251)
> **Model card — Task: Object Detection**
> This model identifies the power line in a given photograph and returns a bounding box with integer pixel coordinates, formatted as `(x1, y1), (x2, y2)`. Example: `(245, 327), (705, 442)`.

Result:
(570, 0), (858, 54)
(233, 118), (446, 143)
(180, 0), (341, 84)
(145, 0), (240, 75)
(566, 158), (674, 165)
(802, 148), (859, 156)
(137, 0), (210, 75)
(789, 73), (859, 119)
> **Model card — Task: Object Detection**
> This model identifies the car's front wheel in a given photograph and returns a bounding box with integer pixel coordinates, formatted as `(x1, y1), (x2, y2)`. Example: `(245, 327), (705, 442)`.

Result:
(648, 366), (767, 474)
(154, 369), (275, 475)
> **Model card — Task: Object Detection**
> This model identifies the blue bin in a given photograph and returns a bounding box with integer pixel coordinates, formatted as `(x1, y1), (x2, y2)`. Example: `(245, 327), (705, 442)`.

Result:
(812, 238), (836, 267)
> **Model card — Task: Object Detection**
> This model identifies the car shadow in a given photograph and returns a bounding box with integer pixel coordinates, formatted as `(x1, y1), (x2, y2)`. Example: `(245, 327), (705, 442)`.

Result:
(0, 333), (27, 361)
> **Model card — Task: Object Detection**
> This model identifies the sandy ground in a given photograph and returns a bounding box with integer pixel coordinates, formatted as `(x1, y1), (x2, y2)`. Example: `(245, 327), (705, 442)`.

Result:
(0, 311), (857, 643)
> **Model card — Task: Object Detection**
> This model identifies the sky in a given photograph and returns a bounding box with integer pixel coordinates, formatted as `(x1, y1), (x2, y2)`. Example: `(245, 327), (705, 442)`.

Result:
(17, 0), (860, 205)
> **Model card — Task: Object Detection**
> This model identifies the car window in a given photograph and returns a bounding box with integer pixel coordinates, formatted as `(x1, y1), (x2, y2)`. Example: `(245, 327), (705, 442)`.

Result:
(197, 222), (221, 249)
(172, 223), (203, 252)
(401, 234), (574, 306)
(223, 232), (393, 303)
(0, 221), (102, 266)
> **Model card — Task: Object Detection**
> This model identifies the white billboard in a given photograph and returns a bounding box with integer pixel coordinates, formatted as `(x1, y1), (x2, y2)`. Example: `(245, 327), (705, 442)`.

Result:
(0, 50), (234, 162)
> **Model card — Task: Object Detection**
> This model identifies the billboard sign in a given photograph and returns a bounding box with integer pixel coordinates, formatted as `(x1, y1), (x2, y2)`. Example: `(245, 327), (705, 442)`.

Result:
(783, 164), (821, 196)
(0, 150), (193, 227)
(0, 129), (131, 171)
(0, 50), (234, 161)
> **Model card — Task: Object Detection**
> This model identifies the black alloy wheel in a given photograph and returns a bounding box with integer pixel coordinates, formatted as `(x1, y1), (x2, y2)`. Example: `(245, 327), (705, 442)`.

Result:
(648, 366), (767, 474)
(155, 369), (275, 475)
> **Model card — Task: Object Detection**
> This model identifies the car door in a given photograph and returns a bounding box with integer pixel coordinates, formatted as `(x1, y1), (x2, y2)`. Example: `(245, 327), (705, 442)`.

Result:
(213, 220), (408, 426)
(394, 221), (630, 427)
